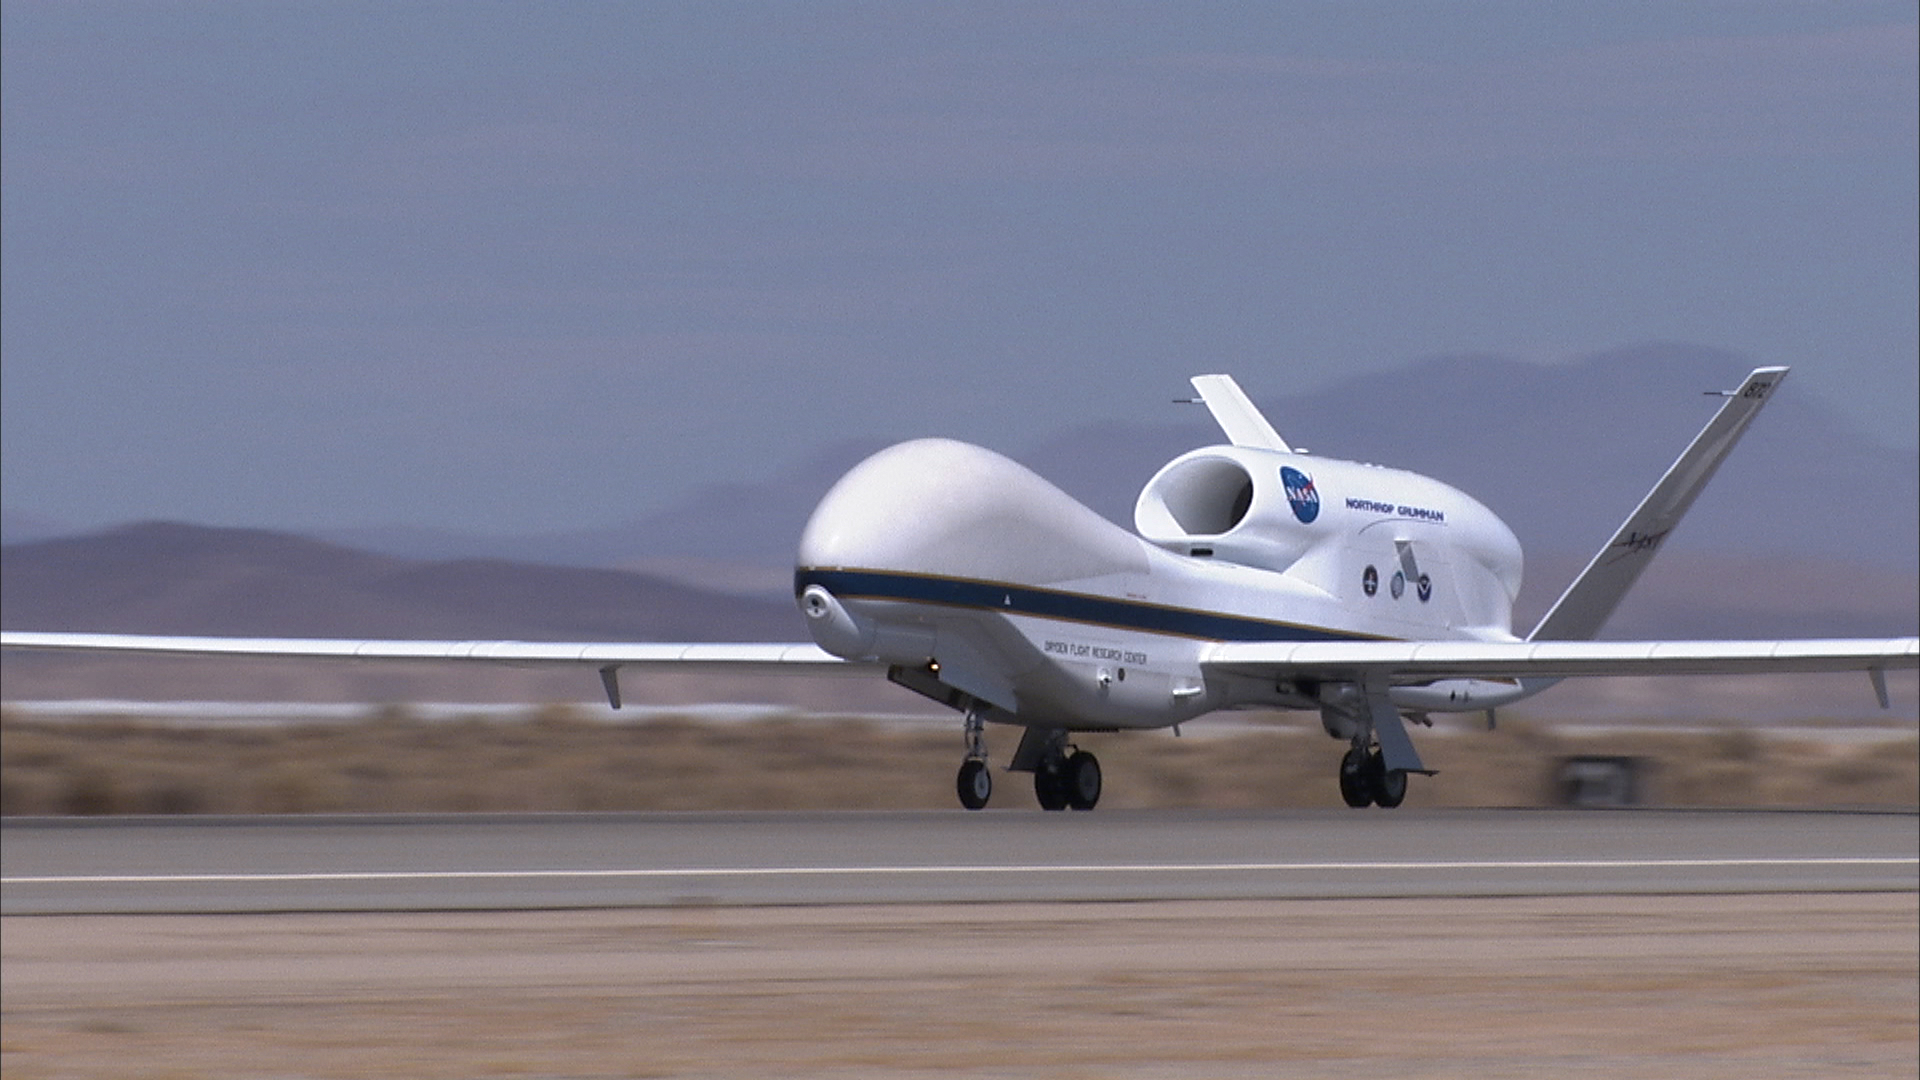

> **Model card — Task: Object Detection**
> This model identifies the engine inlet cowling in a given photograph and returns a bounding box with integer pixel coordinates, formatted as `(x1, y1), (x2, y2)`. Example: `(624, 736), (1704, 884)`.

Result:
(1134, 448), (1316, 572)
(1135, 454), (1254, 538)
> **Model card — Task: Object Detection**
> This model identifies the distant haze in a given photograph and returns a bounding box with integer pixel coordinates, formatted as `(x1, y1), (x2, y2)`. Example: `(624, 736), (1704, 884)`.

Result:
(323, 347), (1920, 577)
(6, 345), (1917, 576)
(4, 4), (1915, 537)
(6, 350), (1914, 715)
(4, 347), (1914, 642)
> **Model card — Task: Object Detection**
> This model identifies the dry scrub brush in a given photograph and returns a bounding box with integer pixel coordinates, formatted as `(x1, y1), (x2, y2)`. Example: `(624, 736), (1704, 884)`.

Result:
(2, 706), (1913, 815)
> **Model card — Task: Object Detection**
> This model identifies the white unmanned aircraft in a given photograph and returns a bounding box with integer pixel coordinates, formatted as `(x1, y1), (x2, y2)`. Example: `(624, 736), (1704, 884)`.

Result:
(5, 367), (1915, 810)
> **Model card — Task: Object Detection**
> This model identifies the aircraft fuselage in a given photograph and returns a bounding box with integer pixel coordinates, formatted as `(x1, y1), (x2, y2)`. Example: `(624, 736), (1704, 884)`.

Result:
(795, 437), (1532, 733)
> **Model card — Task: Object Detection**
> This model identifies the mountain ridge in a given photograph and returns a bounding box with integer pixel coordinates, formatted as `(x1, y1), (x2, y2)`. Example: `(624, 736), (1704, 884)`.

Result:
(1, 521), (805, 642)
(9, 347), (1912, 576)
(307, 347), (1920, 576)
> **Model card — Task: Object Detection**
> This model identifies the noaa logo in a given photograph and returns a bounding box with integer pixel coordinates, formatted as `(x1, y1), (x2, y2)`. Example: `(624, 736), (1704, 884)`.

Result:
(1280, 466), (1320, 524)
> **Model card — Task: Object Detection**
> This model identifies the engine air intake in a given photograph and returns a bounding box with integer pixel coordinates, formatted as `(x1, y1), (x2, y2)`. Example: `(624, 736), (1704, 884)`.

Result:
(1137, 455), (1254, 538)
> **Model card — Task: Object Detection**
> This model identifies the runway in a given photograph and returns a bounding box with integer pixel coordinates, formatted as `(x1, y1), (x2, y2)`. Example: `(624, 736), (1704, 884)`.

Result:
(5, 808), (1915, 913)
(6, 810), (1916, 1077)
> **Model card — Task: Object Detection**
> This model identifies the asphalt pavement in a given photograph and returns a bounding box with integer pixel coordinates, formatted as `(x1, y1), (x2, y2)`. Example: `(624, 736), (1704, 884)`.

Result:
(5, 808), (1914, 913)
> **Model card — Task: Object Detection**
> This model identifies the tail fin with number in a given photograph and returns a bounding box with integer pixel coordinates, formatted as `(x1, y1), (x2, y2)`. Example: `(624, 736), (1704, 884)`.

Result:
(1528, 366), (1788, 642)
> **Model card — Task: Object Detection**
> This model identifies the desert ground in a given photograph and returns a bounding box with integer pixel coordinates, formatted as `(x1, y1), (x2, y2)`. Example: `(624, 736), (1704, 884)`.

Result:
(3, 707), (1915, 815)
(5, 709), (1913, 1078)
(4, 894), (1915, 1079)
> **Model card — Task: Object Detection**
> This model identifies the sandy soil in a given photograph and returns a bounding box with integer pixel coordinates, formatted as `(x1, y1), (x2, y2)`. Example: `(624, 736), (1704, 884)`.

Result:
(4, 893), (1915, 1079)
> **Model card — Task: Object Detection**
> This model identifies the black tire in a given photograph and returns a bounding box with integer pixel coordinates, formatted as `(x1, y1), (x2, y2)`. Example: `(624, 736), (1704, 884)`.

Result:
(1034, 763), (1069, 811)
(1063, 751), (1102, 811)
(1339, 747), (1374, 808)
(956, 758), (992, 810)
(1370, 757), (1408, 809)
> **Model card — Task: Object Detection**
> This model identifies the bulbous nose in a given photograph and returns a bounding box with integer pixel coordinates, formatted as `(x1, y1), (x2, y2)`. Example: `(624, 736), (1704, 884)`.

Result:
(796, 438), (1150, 586)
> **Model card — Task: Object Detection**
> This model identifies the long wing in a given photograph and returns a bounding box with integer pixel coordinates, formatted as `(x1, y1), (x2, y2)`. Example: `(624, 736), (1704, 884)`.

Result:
(14, 630), (1911, 685)
(0, 632), (861, 671)
(0, 631), (873, 709)
(1205, 637), (1918, 688)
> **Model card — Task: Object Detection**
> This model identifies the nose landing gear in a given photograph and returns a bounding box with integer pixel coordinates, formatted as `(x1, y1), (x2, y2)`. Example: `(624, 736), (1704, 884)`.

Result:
(956, 706), (992, 810)
(956, 757), (992, 810)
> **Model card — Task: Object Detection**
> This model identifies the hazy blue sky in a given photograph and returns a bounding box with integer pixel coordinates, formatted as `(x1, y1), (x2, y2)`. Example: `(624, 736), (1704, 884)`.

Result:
(5, 2), (1915, 535)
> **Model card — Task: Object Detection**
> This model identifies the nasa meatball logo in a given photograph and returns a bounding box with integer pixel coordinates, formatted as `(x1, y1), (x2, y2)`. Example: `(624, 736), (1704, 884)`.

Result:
(1280, 466), (1320, 524)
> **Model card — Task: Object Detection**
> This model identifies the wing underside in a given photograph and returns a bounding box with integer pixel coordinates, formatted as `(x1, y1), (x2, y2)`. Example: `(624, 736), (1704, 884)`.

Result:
(1203, 637), (1919, 682)
(8, 630), (1912, 685)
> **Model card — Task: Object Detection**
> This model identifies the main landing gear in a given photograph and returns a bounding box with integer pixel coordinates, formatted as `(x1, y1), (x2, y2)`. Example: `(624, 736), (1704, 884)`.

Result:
(953, 711), (1102, 811)
(1034, 748), (1101, 812)
(1338, 743), (1408, 809)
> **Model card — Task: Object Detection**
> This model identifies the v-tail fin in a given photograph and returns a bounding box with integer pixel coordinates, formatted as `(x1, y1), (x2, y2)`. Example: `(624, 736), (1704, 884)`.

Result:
(1528, 365), (1789, 642)
(1191, 374), (1292, 452)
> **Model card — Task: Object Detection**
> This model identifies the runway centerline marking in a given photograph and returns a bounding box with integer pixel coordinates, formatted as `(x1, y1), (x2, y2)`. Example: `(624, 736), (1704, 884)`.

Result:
(6, 856), (1916, 886)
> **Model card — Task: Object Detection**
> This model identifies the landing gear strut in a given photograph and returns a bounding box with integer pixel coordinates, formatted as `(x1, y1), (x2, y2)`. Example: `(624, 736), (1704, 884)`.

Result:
(951, 713), (1104, 812)
(1339, 743), (1407, 809)
(956, 707), (992, 810)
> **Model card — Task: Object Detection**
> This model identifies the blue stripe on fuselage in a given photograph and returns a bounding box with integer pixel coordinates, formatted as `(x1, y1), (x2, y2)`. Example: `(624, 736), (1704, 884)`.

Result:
(794, 567), (1374, 643)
